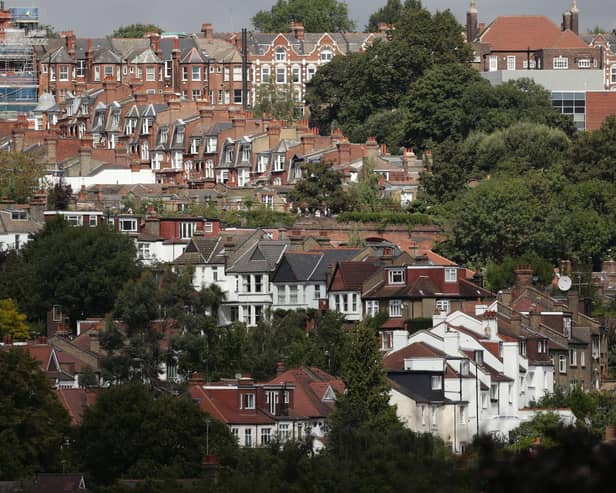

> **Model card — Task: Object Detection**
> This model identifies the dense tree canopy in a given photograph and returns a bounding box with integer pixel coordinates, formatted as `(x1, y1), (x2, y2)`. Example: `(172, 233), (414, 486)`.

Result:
(76, 383), (237, 484)
(0, 349), (71, 480)
(0, 151), (45, 203)
(252, 0), (355, 32)
(288, 161), (350, 215)
(0, 218), (141, 329)
(112, 24), (163, 38)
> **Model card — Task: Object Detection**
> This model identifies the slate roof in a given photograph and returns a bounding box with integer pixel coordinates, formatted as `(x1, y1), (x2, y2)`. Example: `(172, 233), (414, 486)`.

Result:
(387, 371), (451, 404)
(273, 248), (361, 283)
(226, 240), (289, 273)
(174, 237), (220, 265)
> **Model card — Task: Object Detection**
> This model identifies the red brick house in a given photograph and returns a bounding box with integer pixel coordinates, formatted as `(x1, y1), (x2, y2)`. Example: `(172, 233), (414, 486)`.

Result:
(188, 366), (342, 450)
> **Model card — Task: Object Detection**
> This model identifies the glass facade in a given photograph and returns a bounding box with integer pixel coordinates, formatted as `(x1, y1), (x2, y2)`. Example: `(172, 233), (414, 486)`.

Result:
(551, 92), (585, 131)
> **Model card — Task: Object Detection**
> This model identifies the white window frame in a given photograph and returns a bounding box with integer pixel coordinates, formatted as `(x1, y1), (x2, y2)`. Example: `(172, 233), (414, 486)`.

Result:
(275, 47), (286, 62)
(488, 55), (498, 72)
(59, 65), (69, 81)
(145, 66), (156, 81)
(559, 354), (566, 373)
(569, 349), (577, 367)
(389, 299), (402, 318)
(261, 65), (270, 82)
(388, 269), (405, 285)
(611, 65), (616, 84)
(366, 300), (379, 317)
(381, 331), (393, 351)
(119, 218), (138, 232)
(180, 222), (195, 239)
(553, 56), (568, 69)
(445, 268), (457, 282)
(431, 375), (442, 390)
(276, 65), (286, 84)
(506, 56), (516, 71)
(435, 299), (449, 313)
(320, 47), (333, 62)
(577, 58), (591, 68)
(273, 153), (285, 172)
(244, 428), (252, 447)
(192, 66), (201, 81)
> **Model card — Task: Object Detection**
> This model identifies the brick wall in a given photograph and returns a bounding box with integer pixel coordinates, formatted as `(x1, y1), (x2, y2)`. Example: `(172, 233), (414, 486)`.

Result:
(585, 91), (616, 130)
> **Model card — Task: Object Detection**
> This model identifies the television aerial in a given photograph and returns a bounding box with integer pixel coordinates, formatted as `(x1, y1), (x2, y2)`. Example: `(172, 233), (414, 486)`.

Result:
(558, 275), (572, 292)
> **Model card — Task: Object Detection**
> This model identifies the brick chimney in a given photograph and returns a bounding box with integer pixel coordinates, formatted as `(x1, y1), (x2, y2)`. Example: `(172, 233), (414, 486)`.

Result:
(514, 264), (534, 288)
(147, 32), (162, 57)
(168, 98), (182, 111)
(45, 136), (57, 165)
(337, 140), (351, 164)
(529, 310), (541, 330)
(200, 107), (214, 128)
(562, 10), (572, 31)
(61, 31), (76, 56)
(290, 21), (305, 40)
(466, 1), (478, 42)
(377, 22), (392, 33)
(12, 128), (25, 152)
(268, 124), (281, 149)
(301, 134), (315, 154)
(89, 331), (100, 353)
(402, 147), (416, 172)
(276, 361), (286, 375)
(570, 1), (579, 35)
(232, 117), (246, 139)
(201, 23), (214, 39)
(365, 136), (378, 161)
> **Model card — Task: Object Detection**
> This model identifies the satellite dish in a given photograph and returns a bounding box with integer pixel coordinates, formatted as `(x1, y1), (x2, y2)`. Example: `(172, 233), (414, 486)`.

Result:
(558, 275), (572, 292)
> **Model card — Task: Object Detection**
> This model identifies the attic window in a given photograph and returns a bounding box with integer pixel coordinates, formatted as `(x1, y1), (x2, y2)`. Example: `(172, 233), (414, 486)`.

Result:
(475, 350), (484, 366)
(388, 269), (405, 285)
(445, 268), (457, 283)
(10, 210), (26, 220)
(563, 316), (572, 339)
(430, 375), (442, 390)
(538, 339), (548, 354)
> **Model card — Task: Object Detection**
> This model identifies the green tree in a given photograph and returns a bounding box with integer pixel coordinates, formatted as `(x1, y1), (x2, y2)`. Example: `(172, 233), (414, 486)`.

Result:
(0, 151), (45, 203)
(328, 319), (401, 452)
(566, 115), (616, 182)
(113, 271), (160, 335)
(112, 23), (163, 38)
(252, 80), (300, 122)
(0, 349), (71, 479)
(252, 0), (355, 32)
(46, 183), (72, 210)
(287, 161), (350, 215)
(75, 383), (237, 484)
(485, 254), (554, 292)
(366, 0), (408, 32)
(0, 218), (141, 328)
(0, 298), (30, 340)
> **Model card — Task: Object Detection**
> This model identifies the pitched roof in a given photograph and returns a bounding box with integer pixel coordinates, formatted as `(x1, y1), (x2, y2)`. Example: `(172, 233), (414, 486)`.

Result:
(383, 342), (445, 371)
(268, 367), (343, 418)
(54, 388), (97, 425)
(479, 16), (584, 51)
(226, 240), (288, 273)
(329, 260), (381, 291)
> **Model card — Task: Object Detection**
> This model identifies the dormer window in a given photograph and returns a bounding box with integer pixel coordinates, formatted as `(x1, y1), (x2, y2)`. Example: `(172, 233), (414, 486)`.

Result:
(537, 339), (548, 354)
(142, 117), (153, 135)
(445, 267), (457, 283)
(256, 153), (269, 173)
(174, 126), (185, 145)
(205, 136), (217, 153)
(119, 218), (137, 232)
(159, 127), (168, 145)
(241, 393), (255, 409)
(273, 153), (285, 172)
(190, 137), (201, 154)
(10, 210), (27, 220)
(563, 315), (572, 339)
(475, 350), (484, 366)
(125, 118), (137, 135)
(430, 375), (442, 390)
(388, 269), (405, 285)
(240, 145), (251, 162)
(223, 145), (234, 163)
(520, 340), (527, 357)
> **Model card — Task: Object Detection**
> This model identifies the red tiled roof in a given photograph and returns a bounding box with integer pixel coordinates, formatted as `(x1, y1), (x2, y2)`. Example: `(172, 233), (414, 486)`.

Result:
(383, 342), (445, 370)
(480, 16), (581, 51)
(549, 29), (590, 49)
(54, 388), (97, 425)
(269, 367), (343, 418)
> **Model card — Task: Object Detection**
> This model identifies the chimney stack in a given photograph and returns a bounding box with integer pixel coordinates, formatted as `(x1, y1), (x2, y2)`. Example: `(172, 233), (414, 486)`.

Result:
(61, 31), (76, 55)
(514, 264), (534, 288)
(466, 1), (478, 42)
(290, 21), (305, 40)
(201, 23), (214, 39)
